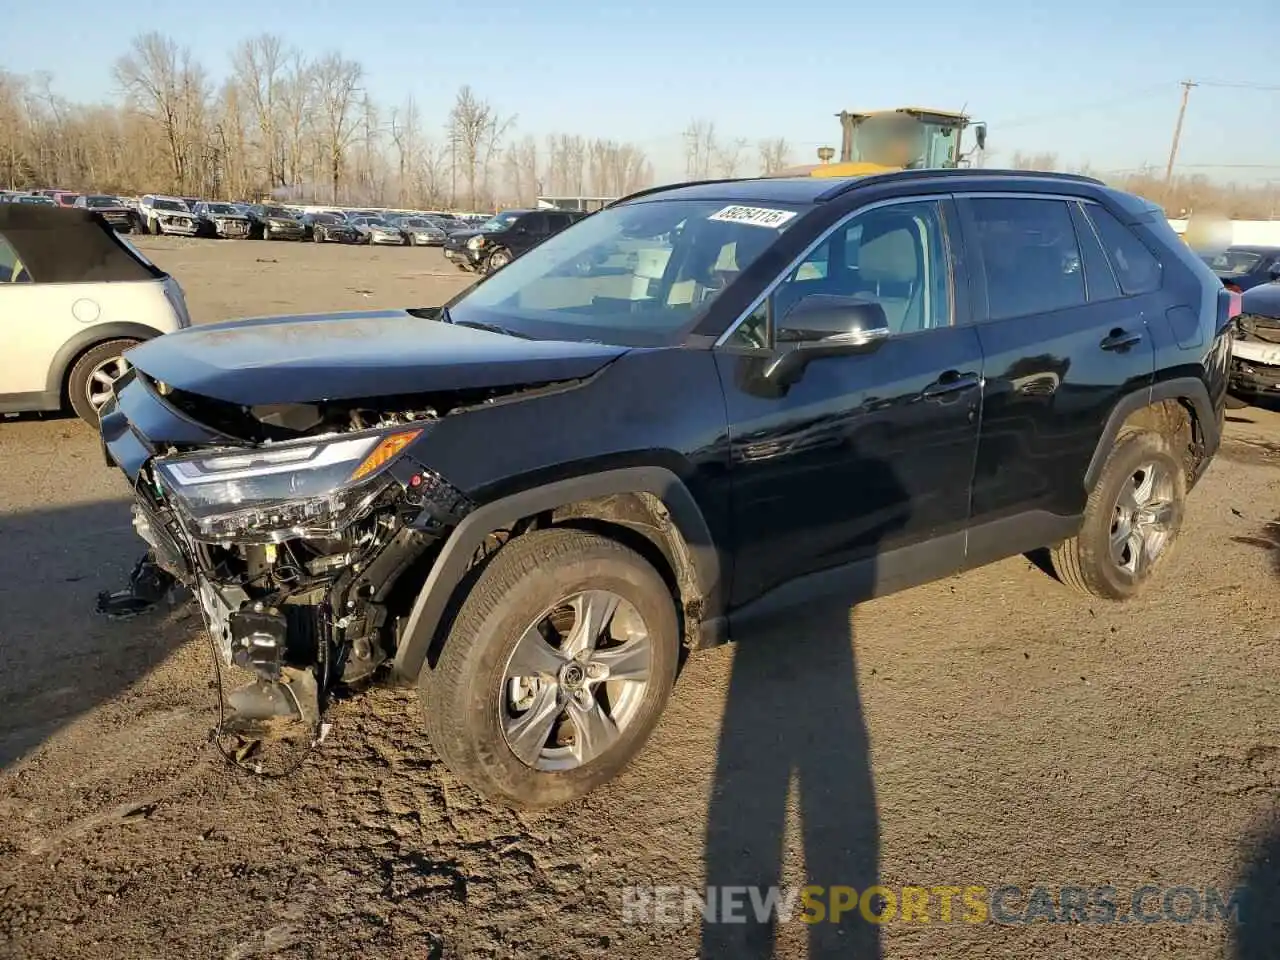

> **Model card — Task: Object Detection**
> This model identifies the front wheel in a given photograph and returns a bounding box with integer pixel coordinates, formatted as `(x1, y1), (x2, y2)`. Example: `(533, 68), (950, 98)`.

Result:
(67, 339), (140, 426)
(421, 528), (679, 807)
(1049, 431), (1186, 600)
(484, 248), (511, 274)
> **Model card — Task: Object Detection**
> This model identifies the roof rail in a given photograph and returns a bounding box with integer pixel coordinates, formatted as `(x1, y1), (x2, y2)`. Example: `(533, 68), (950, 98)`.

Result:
(607, 177), (775, 207)
(815, 167), (1107, 202)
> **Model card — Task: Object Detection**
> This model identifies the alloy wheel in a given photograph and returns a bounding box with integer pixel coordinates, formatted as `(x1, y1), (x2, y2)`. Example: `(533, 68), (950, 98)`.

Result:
(1110, 461), (1176, 576)
(86, 355), (130, 411)
(500, 590), (652, 771)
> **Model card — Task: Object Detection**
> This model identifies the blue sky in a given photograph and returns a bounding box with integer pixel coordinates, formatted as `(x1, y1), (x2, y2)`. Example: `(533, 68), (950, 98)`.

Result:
(3, 0), (1278, 184)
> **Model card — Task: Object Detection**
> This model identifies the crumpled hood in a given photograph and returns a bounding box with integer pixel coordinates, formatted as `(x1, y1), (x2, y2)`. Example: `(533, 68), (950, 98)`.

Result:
(124, 309), (627, 405)
(1241, 282), (1280, 320)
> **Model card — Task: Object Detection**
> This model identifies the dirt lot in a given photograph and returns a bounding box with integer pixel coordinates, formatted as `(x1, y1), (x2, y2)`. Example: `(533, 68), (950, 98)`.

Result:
(1, 236), (1279, 960)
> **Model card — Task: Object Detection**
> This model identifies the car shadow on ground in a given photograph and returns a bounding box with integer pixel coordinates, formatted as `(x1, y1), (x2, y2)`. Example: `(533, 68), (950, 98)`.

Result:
(0, 500), (189, 768)
(702, 603), (881, 958)
(1231, 817), (1280, 958)
(700, 450), (903, 959)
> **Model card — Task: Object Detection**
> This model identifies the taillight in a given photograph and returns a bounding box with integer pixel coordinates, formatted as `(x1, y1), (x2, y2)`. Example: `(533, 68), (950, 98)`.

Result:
(1228, 290), (1242, 319)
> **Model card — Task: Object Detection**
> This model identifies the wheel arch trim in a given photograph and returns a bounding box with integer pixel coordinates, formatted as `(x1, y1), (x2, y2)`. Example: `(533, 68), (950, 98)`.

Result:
(391, 466), (721, 682)
(1084, 377), (1218, 490)
(45, 323), (167, 399)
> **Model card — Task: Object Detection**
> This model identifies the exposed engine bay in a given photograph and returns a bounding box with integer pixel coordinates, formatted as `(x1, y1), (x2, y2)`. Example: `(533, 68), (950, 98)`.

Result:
(101, 384), (485, 754)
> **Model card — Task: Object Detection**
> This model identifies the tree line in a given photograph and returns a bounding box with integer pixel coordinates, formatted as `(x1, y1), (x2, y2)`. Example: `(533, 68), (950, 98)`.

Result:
(1007, 151), (1280, 221)
(3, 34), (1274, 219)
(0, 33), (664, 210)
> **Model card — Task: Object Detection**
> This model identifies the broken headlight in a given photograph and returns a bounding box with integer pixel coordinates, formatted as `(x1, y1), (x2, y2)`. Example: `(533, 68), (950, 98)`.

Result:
(153, 427), (424, 542)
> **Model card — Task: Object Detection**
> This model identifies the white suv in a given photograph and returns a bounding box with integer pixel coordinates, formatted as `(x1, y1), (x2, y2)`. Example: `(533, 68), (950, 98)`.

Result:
(0, 204), (191, 425)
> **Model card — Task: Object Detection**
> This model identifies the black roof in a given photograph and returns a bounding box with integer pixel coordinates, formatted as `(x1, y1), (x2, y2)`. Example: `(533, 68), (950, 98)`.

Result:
(0, 204), (163, 283)
(614, 168), (1112, 208)
(1221, 244), (1280, 254)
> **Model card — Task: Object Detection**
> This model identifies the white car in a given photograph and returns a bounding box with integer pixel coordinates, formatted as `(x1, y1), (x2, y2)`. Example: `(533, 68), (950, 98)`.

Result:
(0, 204), (191, 425)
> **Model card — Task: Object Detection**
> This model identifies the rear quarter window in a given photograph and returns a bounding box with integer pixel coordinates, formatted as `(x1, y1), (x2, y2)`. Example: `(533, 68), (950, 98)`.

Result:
(1085, 205), (1162, 296)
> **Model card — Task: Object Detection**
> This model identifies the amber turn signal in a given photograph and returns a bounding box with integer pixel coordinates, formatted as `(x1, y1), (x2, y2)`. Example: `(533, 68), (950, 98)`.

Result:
(349, 429), (423, 482)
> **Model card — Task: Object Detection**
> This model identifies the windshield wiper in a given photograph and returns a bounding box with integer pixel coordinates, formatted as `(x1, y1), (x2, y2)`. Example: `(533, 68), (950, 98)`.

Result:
(450, 318), (533, 339)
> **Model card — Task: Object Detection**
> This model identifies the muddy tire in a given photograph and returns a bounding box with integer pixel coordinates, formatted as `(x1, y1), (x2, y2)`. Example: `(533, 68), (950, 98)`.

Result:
(421, 528), (679, 807)
(1050, 431), (1186, 601)
(67, 339), (139, 426)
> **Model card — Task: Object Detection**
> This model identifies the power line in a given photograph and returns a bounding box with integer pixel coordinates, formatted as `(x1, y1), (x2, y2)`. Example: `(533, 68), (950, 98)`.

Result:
(1190, 79), (1280, 91)
(994, 85), (1174, 129)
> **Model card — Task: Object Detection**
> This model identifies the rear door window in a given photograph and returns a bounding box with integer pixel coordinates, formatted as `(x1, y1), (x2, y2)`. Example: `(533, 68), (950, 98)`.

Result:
(967, 197), (1086, 320)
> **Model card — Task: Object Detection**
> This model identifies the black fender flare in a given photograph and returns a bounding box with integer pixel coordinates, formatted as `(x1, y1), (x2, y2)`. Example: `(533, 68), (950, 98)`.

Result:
(46, 322), (168, 398)
(1084, 377), (1218, 490)
(390, 466), (721, 682)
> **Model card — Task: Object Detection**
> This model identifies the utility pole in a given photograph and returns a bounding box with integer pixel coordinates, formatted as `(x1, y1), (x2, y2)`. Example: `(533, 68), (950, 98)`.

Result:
(1165, 80), (1196, 185)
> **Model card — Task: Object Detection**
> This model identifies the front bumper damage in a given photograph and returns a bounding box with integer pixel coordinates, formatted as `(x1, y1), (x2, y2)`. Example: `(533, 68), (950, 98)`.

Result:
(99, 370), (474, 740)
(1231, 313), (1280, 397)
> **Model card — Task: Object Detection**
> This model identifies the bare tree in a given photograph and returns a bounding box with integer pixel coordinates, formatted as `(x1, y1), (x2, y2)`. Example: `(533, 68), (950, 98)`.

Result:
(758, 137), (792, 175)
(683, 119), (717, 180)
(277, 52), (313, 194)
(1010, 150), (1058, 171)
(312, 53), (362, 203)
(714, 137), (748, 178)
(389, 96), (420, 205)
(447, 86), (512, 210)
(231, 34), (286, 190)
(114, 32), (208, 192)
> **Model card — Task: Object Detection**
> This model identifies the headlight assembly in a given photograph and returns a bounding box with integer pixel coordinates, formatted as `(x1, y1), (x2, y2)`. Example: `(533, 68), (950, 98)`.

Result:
(467, 235), (486, 251)
(153, 427), (425, 543)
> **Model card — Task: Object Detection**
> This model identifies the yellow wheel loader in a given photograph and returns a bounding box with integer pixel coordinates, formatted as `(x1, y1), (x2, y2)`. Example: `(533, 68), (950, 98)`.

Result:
(777, 107), (988, 178)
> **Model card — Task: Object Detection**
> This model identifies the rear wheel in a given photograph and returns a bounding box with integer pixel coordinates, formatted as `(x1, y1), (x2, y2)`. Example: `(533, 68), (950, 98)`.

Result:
(1049, 431), (1185, 600)
(421, 528), (679, 807)
(67, 339), (140, 426)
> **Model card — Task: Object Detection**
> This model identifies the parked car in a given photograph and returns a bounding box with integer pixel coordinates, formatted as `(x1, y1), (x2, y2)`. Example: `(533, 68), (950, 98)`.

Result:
(96, 170), (1232, 807)
(1230, 282), (1280, 399)
(190, 202), (253, 239)
(50, 191), (82, 208)
(350, 216), (407, 246)
(443, 208), (587, 274)
(392, 216), (447, 246)
(0, 204), (191, 425)
(138, 195), (200, 236)
(73, 194), (139, 233)
(1200, 245), (1280, 293)
(14, 194), (56, 206)
(306, 211), (362, 244)
(241, 204), (308, 241)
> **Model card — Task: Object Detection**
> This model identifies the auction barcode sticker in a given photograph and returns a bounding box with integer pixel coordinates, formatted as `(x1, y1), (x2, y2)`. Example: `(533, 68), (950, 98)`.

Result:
(707, 205), (798, 229)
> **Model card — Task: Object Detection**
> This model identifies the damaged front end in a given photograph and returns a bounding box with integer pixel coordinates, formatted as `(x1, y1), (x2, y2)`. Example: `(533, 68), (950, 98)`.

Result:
(102, 372), (474, 740)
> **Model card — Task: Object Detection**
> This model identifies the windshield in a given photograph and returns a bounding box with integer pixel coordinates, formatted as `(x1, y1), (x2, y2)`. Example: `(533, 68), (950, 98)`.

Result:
(264, 207), (293, 218)
(313, 213), (339, 224)
(449, 198), (809, 346)
(401, 219), (429, 227)
(1204, 249), (1263, 275)
(481, 212), (523, 232)
(86, 196), (119, 207)
(19, 196), (54, 204)
(153, 198), (187, 212)
(849, 116), (958, 169)
(205, 203), (238, 215)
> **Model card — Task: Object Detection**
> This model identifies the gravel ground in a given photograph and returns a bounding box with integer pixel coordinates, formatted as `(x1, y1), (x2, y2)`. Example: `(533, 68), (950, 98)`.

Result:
(1, 236), (1278, 960)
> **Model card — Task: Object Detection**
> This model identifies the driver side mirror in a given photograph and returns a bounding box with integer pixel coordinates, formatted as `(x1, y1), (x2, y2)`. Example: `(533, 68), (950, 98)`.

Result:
(762, 294), (890, 386)
(973, 123), (988, 151)
(1268, 261), (1280, 279)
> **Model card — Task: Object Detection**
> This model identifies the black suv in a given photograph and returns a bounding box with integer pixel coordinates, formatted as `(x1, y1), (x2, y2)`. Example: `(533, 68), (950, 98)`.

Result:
(100, 169), (1230, 807)
(443, 207), (588, 274)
